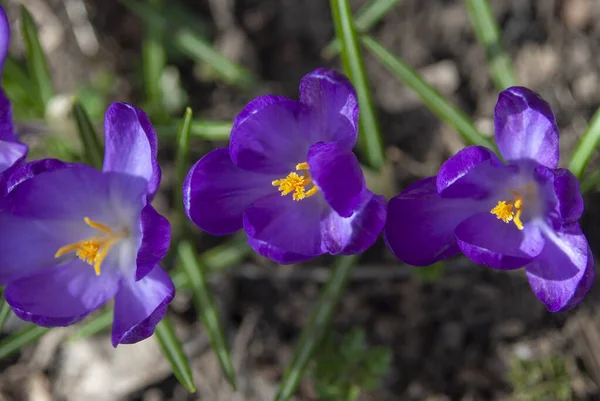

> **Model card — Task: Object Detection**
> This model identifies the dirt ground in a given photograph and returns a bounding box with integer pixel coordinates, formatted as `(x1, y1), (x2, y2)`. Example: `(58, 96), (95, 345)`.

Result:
(2, 0), (600, 400)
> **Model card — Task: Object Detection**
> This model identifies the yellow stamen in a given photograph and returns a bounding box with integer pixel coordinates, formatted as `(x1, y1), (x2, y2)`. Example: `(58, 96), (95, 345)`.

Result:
(54, 217), (125, 276)
(490, 191), (524, 230)
(272, 162), (319, 201)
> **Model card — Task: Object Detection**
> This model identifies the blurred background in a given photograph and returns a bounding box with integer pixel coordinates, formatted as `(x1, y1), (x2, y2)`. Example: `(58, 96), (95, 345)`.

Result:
(1, 0), (600, 400)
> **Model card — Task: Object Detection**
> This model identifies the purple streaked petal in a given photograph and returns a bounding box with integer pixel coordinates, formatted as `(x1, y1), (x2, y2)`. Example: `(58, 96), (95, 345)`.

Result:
(6, 166), (147, 223)
(437, 145), (505, 198)
(307, 141), (364, 218)
(229, 97), (311, 175)
(322, 190), (386, 255)
(526, 223), (593, 312)
(183, 148), (275, 235)
(0, 5), (9, 73)
(0, 140), (27, 173)
(103, 103), (161, 198)
(384, 177), (483, 266)
(0, 90), (17, 142)
(1, 158), (76, 196)
(111, 265), (174, 346)
(0, 214), (94, 284)
(243, 192), (325, 262)
(246, 236), (315, 264)
(455, 213), (545, 269)
(5, 259), (120, 327)
(551, 168), (583, 225)
(299, 68), (358, 150)
(494, 87), (559, 168)
(136, 204), (171, 281)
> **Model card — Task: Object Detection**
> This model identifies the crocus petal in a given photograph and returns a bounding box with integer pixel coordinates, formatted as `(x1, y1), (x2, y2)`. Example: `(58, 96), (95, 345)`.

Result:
(0, 89), (16, 142)
(298, 68), (359, 150)
(322, 190), (386, 255)
(5, 259), (120, 327)
(551, 168), (583, 225)
(103, 103), (161, 198)
(436, 145), (505, 198)
(6, 166), (147, 223)
(183, 148), (275, 235)
(1, 158), (75, 196)
(111, 265), (174, 346)
(455, 213), (545, 269)
(0, 5), (9, 73)
(246, 236), (316, 264)
(243, 193), (325, 262)
(307, 141), (364, 217)
(494, 87), (559, 168)
(229, 97), (312, 175)
(0, 214), (94, 283)
(0, 140), (27, 173)
(136, 204), (171, 281)
(526, 223), (593, 312)
(384, 177), (484, 266)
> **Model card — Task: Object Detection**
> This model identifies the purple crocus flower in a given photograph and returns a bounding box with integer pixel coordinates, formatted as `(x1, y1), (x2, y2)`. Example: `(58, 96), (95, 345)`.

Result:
(183, 68), (386, 263)
(0, 5), (27, 173)
(384, 87), (594, 312)
(0, 103), (173, 346)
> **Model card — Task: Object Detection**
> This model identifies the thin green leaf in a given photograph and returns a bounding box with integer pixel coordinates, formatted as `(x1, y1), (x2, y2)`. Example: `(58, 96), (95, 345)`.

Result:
(20, 6), (54, 106)
(0, 297), (10, 334)
(174, 108), (193, 222)
(142, 0), (166, 107)
(121, 0), (257, 89)
(72, 99), (104, 169)
(0, 324), (49, 360)
(580, 170), (600, 194)
(155, 317), (196, 393)
(361, 35), (495, 149)
(466, 0), (517, 91)
(330, 0), (385, 170)
(323, 0), (402, 58)
(156, 120), (232, 140)
(274, 255), (357, 401)
(68, 309), (113, 341)
(569, 107), (600, 179)
(2, 56), (44, 118)
(178, 241), (237, 389)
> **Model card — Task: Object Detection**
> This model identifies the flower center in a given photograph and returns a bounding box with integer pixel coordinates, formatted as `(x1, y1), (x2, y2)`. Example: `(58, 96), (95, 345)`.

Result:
(272, 162), (319, 201)
(490, 190), (524, 230)
(54, 217), (127, 276)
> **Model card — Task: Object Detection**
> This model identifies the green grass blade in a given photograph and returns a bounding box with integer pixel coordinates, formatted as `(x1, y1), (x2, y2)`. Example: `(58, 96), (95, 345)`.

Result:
(2, 56), (45, 118)
(0, 298), (11, 334)
(155, 316), (197, 393)
(121, 0), (257, 89)
(330, 0), (385, 170)
(466, 0), (517, 91)
(569, 107), (600, 179)
(323, 0), (402, 58)
(20, 6), (54, 106)
(142, 0), (166, 108)
(0, 325), (50, 360)
(174, 108), (193, 217)
(156, 120), (232, 140)
(72, 99), (104, 169)
(579, 170), (600, 194)
(178, 241), (237, 389)
(361, 35), (495, 149)
(68, 309), (113, 341)
(273, 255), (357, 401)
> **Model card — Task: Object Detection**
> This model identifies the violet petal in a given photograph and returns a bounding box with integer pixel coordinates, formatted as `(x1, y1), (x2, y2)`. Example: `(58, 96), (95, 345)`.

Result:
(136, 204), (171, 281)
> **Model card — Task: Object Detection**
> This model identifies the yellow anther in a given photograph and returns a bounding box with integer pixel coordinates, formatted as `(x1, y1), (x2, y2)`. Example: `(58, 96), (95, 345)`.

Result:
(490, 191), (524, 230)
(54, 217), (125, 276)
(272, 162), (319, 201)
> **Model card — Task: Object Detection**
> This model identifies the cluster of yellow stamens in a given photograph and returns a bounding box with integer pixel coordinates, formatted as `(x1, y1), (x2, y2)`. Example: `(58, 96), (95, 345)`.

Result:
(490, 191), (524, 230)
(272, 162), (318, 201)
(54, 217), (125, 276)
